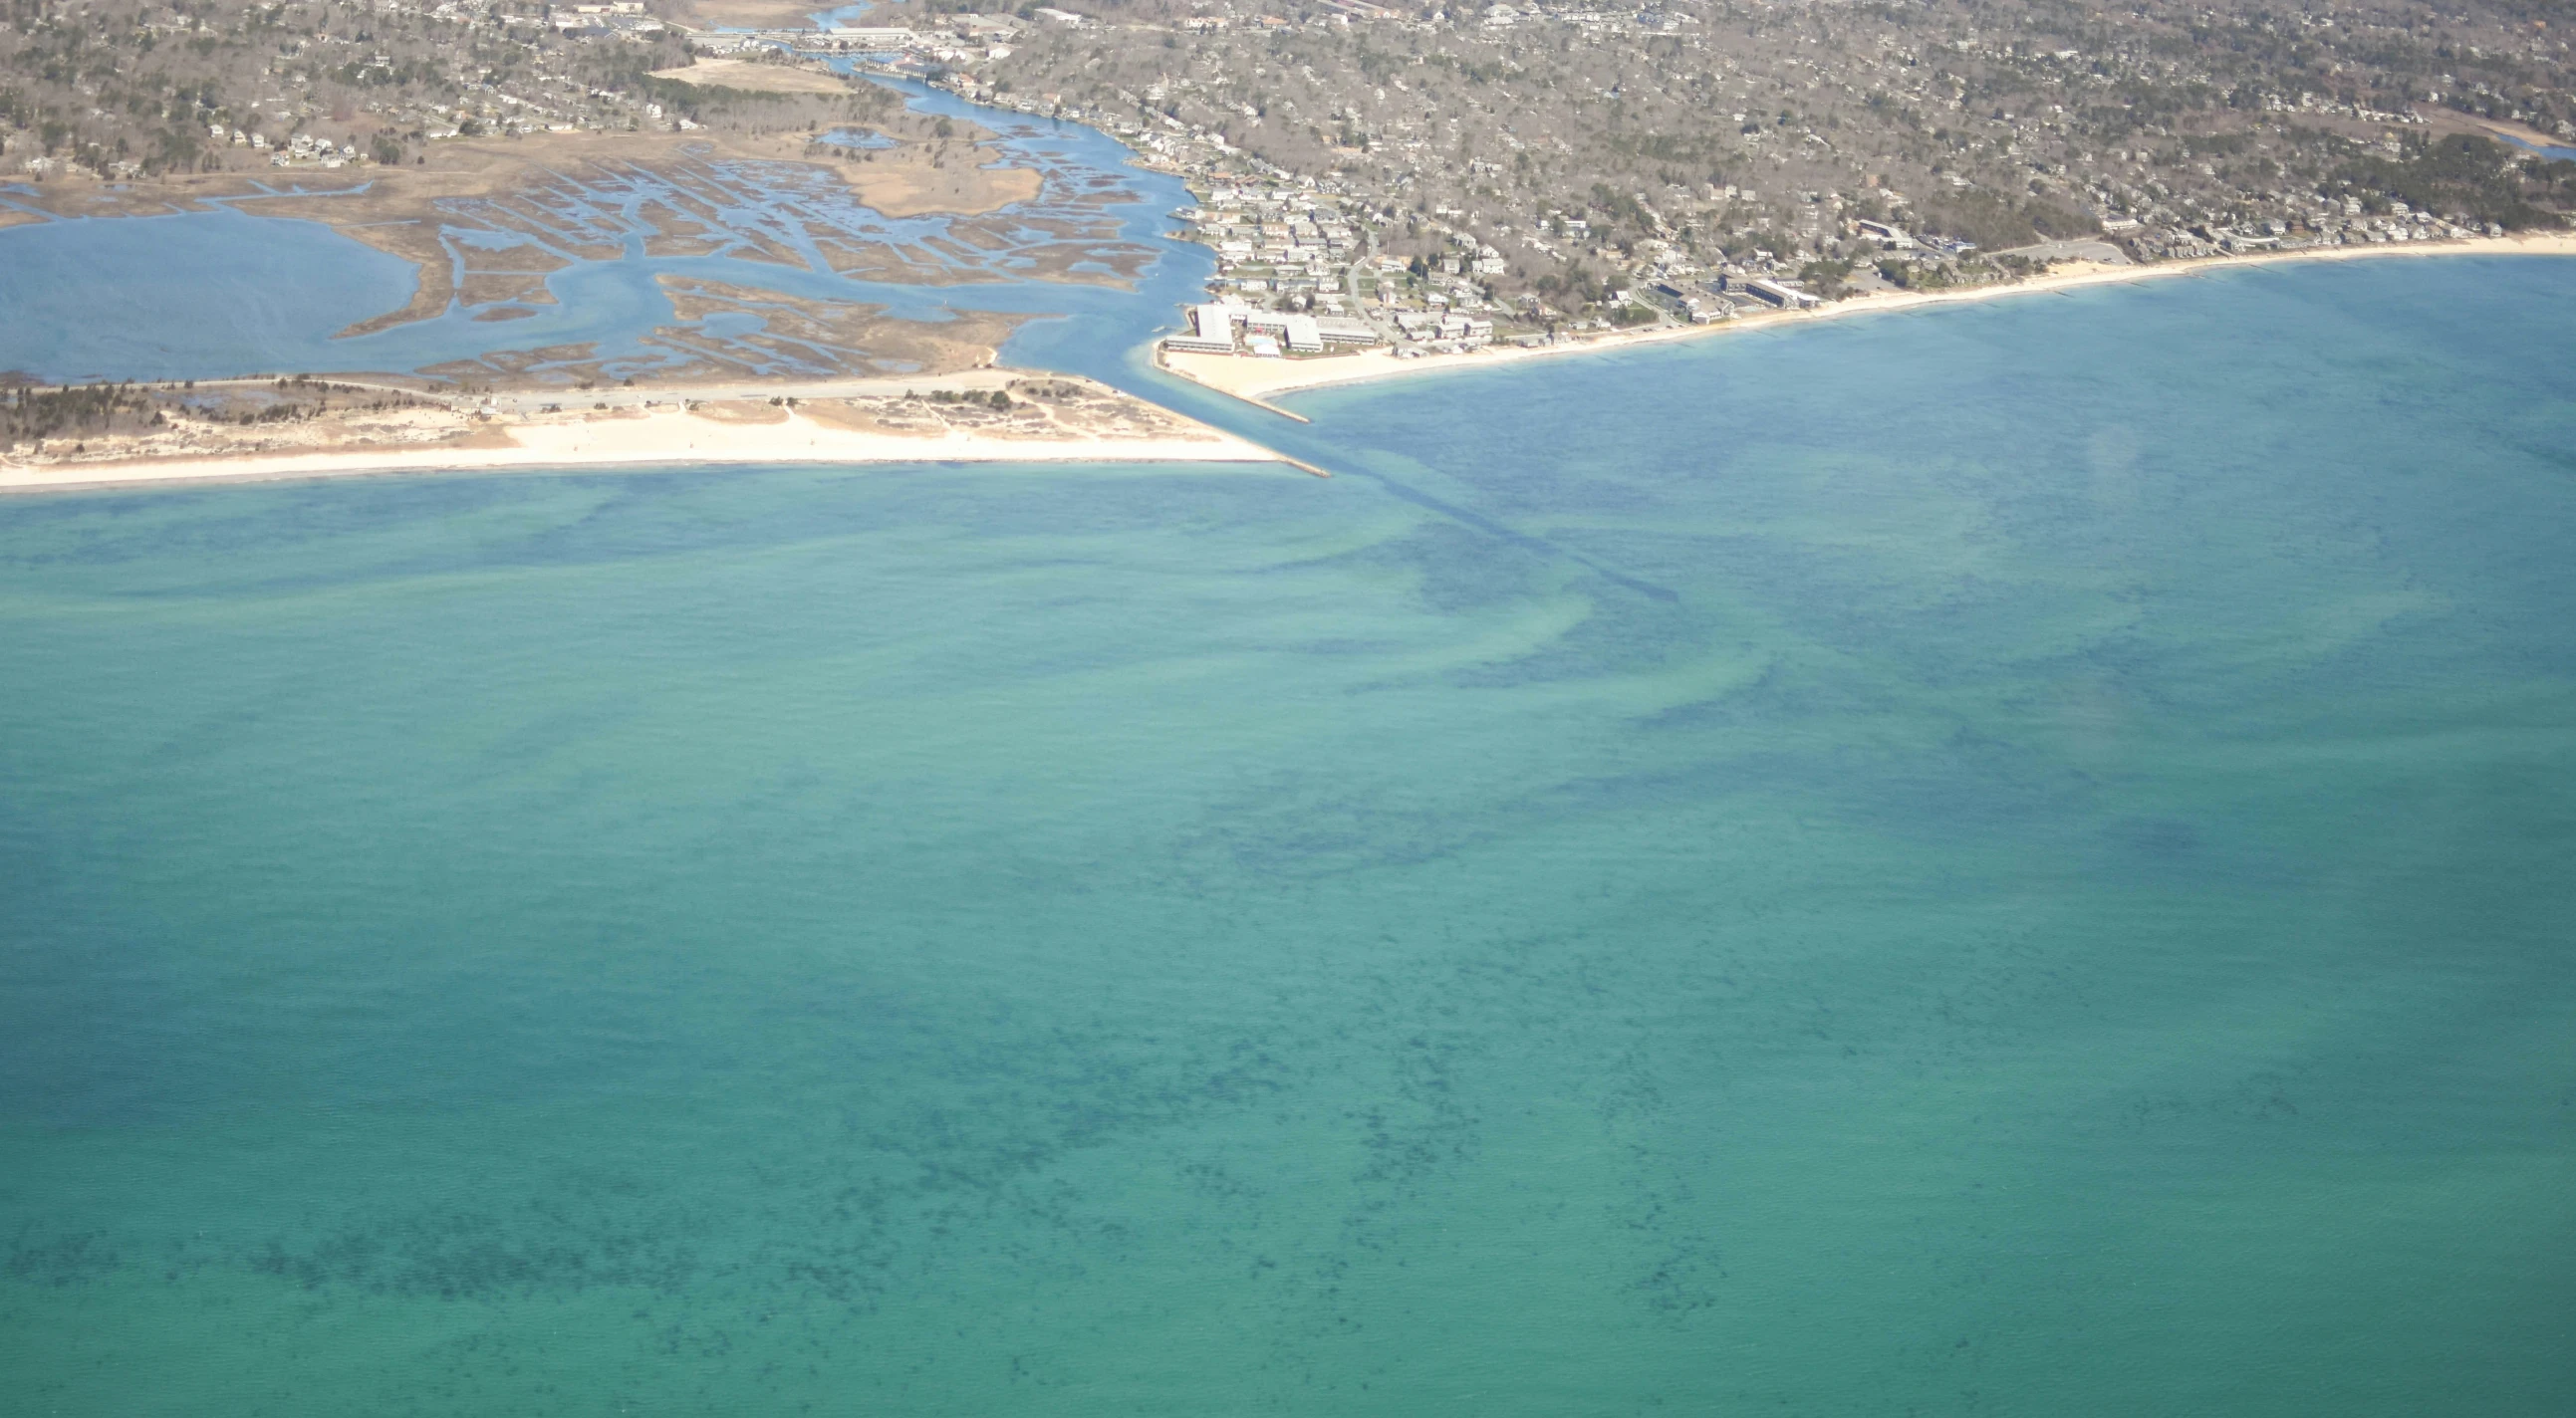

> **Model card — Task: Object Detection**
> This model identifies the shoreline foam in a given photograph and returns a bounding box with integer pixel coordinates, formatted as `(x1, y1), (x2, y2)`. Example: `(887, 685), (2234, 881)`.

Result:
(1159, 233), (2576, 402)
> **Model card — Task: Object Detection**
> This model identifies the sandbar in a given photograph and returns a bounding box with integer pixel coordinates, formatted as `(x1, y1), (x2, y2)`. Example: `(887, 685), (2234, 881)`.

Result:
(1, 383), (1299, 496)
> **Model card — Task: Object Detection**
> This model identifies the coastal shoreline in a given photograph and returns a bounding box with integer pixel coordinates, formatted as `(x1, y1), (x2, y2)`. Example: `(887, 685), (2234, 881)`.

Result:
(1159, 232), (2576, 402)
(13, 232), (2574, 499)
(0, 400), (1296, 497)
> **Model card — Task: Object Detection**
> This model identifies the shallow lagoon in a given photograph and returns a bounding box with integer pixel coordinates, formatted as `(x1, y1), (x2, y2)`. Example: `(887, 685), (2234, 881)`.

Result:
(0, 79), (1207, 386)
(3, 255), (2574, 1415)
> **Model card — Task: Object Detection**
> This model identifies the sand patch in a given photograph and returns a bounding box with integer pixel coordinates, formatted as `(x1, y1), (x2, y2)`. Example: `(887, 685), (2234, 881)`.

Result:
(847, 161), (1043, 218)
(2423, 109), (2575, 152)
(792, 400), (897, 434)
(673, 0), (830, 27)
(837, 142), (1043, 217)
(686, 399), (794, 424)
(652, 60), (853, 96)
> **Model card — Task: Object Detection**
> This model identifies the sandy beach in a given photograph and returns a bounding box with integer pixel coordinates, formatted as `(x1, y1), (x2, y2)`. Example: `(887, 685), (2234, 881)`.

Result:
(1161, 232), (2576, 402)
(14, 231), (2573, 498)
(0, 398), (1294, 497)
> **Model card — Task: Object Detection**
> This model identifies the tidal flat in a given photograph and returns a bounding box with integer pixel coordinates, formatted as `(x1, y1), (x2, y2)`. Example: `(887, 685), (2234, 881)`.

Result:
(0, 82), (1176, 392)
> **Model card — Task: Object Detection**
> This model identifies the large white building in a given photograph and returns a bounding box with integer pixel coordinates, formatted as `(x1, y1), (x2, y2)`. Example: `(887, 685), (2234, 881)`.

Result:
(1161, 303), (1241, 354)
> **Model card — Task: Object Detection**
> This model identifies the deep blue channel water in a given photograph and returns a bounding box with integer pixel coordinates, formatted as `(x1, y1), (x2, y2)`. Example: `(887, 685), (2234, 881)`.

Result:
(2, 77), (2575, 1416)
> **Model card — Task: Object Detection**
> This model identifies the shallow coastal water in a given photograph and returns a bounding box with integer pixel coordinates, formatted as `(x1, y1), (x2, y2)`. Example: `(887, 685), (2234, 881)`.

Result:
(4, 256), (2574, 1415)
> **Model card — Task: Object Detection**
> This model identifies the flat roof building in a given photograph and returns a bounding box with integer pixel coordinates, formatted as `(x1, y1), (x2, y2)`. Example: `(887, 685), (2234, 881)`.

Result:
(1743, 279), (1821, 310)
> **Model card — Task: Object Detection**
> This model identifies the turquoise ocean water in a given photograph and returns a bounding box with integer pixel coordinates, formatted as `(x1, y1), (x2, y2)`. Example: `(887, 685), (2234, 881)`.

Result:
(5, 256), (2576, 1414)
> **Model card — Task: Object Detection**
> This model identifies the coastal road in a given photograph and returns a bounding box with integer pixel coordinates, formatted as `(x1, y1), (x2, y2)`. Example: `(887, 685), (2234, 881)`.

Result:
(157, 368), (1051, 415)
(468, 367), (1033, 414)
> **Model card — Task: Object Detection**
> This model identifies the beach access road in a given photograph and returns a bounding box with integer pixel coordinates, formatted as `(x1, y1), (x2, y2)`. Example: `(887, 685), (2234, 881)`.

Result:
(159, 368), (1038, 416)
(468, 368), (1033, 415)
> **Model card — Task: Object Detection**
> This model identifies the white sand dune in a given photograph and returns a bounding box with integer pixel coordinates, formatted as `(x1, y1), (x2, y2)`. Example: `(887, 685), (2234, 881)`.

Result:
(1, 402), (1295, 496)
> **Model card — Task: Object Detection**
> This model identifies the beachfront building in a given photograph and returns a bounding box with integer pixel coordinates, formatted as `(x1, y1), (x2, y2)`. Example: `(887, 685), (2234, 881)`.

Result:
(1741, 278), (1822, 310)
(1238, 311), (1325, 354)
(1314, 316), (1380, 346)
(1162, 302), (1243, 354)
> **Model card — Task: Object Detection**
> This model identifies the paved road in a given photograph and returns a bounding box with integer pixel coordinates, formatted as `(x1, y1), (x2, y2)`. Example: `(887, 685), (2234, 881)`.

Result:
(471, 367), (1031, 414)
(168, 368), (1051, 414)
